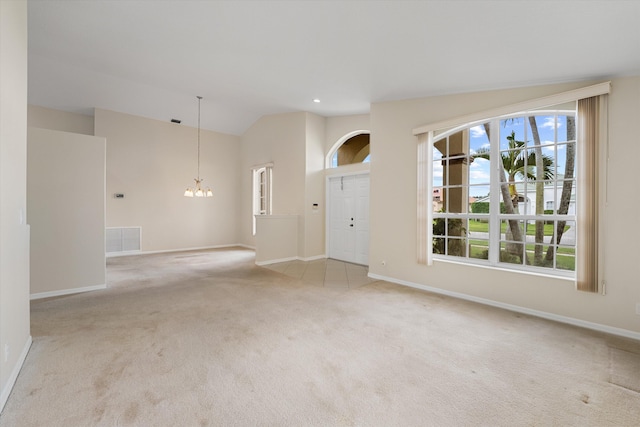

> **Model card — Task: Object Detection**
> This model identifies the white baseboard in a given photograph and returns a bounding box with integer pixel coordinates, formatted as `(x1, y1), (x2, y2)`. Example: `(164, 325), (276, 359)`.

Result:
(105, 250), (142, 258)
(106, 244), (254, 258)
(300, 254), (327, 262)
(368, 273), (640, 342)
(256, 256), (298, 266)
(0, 335), (32, 414)
(235, 244), (255, 250)
(256, 254), (327, 266)
(30, 284), (107, 300)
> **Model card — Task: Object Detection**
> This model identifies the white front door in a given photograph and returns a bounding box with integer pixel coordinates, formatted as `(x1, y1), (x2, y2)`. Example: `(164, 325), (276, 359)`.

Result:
(328, 174), (370, 265)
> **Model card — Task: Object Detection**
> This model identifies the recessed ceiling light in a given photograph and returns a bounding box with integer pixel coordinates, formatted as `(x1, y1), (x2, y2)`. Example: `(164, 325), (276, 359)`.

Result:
(312, 98), (321, 103)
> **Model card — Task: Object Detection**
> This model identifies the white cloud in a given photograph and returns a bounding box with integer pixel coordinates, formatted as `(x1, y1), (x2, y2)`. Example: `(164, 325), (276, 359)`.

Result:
(470, 159), (490, 182)
(470, 158), (489, 169)
(470, 170), (490, 181)
(470, 125), (486, 138)
(540, 117), (562, 130)
(542, 144), (566, 153)
(432, 162), (443, 178)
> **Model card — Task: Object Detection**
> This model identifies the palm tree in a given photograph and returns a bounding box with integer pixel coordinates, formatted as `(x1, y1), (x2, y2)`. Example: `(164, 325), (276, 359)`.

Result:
(530, 117), (546, 264)
(473, 128), (554, 263)
(544, 115), (575, 264)
(475, 131), (553, 212)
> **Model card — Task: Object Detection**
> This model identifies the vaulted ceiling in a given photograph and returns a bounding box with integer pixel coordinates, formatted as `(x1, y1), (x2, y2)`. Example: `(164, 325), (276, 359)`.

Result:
(28, 1), (640, 135)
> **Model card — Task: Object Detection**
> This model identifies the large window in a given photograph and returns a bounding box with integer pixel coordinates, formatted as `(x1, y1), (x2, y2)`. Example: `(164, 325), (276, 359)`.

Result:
(415, 83), (609, 291)
(432, 108), (577, 276)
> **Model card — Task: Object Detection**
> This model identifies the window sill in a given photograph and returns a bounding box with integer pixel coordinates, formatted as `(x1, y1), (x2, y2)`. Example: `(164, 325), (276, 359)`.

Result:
(432, 256), (576, 283)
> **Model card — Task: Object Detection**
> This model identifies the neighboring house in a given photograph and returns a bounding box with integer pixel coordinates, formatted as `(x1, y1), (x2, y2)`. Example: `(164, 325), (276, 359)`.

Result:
(471, 179), (576, 215)
(432, 187), (478, 213)
(432, 188), (443, 212)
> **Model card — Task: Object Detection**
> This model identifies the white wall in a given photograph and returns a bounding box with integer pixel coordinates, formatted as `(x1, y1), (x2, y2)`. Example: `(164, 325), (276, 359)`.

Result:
(95, 109), (241, 253)
(239, 111), (332, 260)
(255, 215), (299, 264)
(369, 77), (640, 335)
(240, 112), (306, 248)
(325, 114), (370, 157)
(25, 107), (374, 265)
(302, 113), (326, 259)
(28, 105), (94, 136)
(28, 128), (106, 298)
(0, 0), (31, 412)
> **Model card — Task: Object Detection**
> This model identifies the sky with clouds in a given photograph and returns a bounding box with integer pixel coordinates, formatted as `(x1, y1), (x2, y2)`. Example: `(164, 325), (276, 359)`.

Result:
(433, 113), (575, 198)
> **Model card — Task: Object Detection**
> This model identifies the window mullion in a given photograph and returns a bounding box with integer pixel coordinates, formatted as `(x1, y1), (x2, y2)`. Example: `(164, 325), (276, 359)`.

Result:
(266, 166), (272, 214)
(488, 119), (501, 264)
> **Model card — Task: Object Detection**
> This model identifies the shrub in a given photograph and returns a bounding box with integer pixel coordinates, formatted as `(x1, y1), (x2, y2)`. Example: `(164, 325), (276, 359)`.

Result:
(471, 201), (506, 214)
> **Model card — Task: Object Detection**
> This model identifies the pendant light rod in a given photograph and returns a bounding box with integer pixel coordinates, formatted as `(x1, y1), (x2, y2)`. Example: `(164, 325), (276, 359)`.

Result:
(197, 95), (202, 180)
(184, 95), (213, 197)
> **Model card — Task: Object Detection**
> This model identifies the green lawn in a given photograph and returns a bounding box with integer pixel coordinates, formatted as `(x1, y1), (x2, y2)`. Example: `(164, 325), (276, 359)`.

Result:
(440, 219), (575, 270)
(467, 239), (575, 270)
(468, 219), (569, 236)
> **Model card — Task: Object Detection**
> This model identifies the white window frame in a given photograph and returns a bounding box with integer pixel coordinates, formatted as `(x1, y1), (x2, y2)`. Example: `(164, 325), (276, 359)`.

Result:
(431, 112), (577, 277)
(252, 163), (272, 236)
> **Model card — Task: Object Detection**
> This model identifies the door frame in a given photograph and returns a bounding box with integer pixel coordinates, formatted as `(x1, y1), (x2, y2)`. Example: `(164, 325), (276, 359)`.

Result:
(325, 170), (370, 265)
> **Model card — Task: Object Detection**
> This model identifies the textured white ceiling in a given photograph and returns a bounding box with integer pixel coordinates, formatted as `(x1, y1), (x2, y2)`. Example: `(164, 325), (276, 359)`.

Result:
(28, 0), (640, 135)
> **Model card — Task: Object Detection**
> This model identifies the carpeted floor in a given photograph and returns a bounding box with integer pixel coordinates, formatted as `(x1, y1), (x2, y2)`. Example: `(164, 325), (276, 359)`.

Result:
(1, 247), (639, 426)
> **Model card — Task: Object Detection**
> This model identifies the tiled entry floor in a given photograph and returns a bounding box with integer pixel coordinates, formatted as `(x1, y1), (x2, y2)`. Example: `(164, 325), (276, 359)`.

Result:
(263, 258), (378, 289)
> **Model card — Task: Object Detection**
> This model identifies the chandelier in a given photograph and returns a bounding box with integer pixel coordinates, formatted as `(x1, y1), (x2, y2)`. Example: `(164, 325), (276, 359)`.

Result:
(184, 96), (213, 197)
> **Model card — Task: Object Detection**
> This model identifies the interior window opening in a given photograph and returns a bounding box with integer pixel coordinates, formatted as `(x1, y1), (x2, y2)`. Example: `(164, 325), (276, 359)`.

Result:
(329, 133), (370, 168)
(252, 165), (272, 236)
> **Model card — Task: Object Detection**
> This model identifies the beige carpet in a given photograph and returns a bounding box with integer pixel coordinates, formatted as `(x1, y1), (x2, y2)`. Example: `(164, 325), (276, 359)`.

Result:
(1, 247), (640, 426)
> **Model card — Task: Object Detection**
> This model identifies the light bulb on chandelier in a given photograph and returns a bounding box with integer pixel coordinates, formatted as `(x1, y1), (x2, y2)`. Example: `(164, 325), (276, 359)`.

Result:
(184, 96), (213, 197)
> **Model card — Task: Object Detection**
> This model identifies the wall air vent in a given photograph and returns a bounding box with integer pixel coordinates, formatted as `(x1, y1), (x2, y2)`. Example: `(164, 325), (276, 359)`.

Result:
(106, 227), (141, 255)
